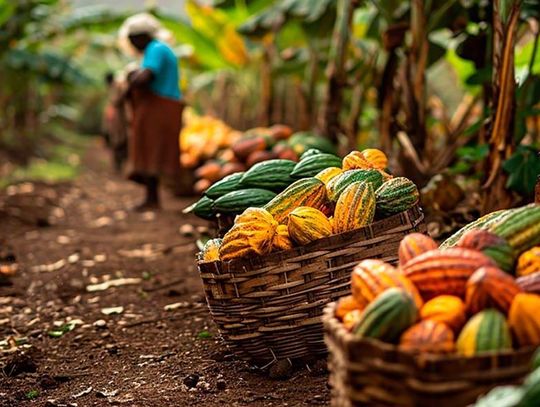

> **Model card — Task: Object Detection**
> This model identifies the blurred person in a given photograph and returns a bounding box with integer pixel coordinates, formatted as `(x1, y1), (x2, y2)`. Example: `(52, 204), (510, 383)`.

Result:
(119, 13), (184, 211)
(102, 71), (129, 173)
(102, 72), (114, 146)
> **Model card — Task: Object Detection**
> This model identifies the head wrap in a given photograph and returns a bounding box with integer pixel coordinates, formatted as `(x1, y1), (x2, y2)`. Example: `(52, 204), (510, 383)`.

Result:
(118, 13), (173, 56)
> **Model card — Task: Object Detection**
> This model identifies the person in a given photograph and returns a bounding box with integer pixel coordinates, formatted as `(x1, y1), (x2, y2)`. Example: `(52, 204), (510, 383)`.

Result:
(101, 72), (115, 147)
(120, 13), (184, 211)
(102, 71), (129, 173)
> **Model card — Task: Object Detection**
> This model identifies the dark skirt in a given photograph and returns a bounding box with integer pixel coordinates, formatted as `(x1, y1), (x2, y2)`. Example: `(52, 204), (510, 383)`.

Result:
(127, 89), (183, 184)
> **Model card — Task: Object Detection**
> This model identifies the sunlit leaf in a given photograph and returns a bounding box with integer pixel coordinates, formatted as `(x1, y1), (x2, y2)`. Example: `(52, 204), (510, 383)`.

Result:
(0, 2), (15, 27)
(217, 24), (249, 66)
(158, 13), (233, 70)
(185, 0), (230, 39)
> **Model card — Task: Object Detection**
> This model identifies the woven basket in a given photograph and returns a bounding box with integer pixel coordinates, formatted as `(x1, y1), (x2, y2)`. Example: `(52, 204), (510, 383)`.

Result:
(323, 302), (535, 407)
(209, 213), (236, 238)
(198, 205), (425, 367)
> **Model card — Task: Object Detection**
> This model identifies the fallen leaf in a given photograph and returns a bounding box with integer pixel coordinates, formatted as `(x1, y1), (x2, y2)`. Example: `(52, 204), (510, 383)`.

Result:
(164, 302), (190, 311)
(48, 322), (77, 338)
(93, 319), (107, 328)
(86, 278), (141, 292)
(90, 217), (112, 228)
(67, 253), (80, 264)
(113, 210), (127, 220)
(72, 386), (93, 398)
(57, 236), (71, 245)
(101, 306), (124, 315)
(141, 211), (156, 221)
(118, 245), (165, 259)
(93, 254), (106, 263)
(108, 393), (134, 404)
(31, 259), (66, 273)
(96, 389), (118, 398)
(0, 336), (27, 350)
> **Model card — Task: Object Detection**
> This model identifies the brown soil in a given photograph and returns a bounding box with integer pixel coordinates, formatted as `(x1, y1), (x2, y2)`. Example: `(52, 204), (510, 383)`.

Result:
(0, 140), (330, 406)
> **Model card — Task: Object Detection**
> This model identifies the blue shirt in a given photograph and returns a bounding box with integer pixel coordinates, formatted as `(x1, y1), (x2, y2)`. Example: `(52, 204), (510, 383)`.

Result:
(142, 39), (181, 100)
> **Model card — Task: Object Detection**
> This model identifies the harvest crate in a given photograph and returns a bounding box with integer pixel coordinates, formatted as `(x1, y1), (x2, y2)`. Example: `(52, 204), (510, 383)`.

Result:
(323, 301), (535, 407)
(198, 205), (425, 367)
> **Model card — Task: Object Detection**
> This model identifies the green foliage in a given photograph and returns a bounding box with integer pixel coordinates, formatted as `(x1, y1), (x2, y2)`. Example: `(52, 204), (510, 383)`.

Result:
(0, 126), (85, 189)
(237, 5), (287, 37)
(25, 390), (39, 400)
(0, 0), (538, 207)
(47, 322), (76, 338)
(238, 0), (335, 37)
(197, 330), (213, 339)
(503, 146), (540, 197)
(60, 6), (128, 33)
(2, 48), (89, 84)
(158, 13), (232, 70)
(449, 144), (489, 175)
(522, 0), (540, 19)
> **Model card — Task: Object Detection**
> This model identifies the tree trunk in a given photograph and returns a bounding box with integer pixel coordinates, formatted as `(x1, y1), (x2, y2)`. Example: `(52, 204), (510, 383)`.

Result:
(259, 44), (274, 126)
(378, 51), (399, 153)
(347, 83), (364, 152)
(481, 0), (522, 213)
(296, 79), (310, 130)
(321, 0), (357, 141)
(305, 43), (319, 128)
(406, 0), (429, 153)
(377, 22), (408, 154)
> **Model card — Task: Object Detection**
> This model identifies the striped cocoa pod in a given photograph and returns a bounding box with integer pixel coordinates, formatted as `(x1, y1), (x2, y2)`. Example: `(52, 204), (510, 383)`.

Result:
(351, 260), (423, 309)
(402, 248), (496, 300)
(464, 266), (522, 315)
(398, 233), (438, 267)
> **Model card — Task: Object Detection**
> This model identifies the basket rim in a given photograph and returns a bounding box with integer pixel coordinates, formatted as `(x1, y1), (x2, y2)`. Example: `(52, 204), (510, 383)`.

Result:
(199, 204), (424, 271)
(323, 301), (536, 366)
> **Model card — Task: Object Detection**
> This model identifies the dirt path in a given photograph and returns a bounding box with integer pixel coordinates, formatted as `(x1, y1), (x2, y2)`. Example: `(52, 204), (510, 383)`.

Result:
(0, 140), (329, 406)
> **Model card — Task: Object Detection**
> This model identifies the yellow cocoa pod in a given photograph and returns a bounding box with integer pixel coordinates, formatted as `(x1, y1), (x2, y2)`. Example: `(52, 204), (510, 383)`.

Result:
(342, 151), (373, 170)
(219, 208), (278, 261)
(315, 167), (343, 185)
(361, 148), (388, 170)
(333, 181), (376, 233)
(516, 246), (540, 277)
(287, 206), (332, 245)
(273, 224), (294, 252)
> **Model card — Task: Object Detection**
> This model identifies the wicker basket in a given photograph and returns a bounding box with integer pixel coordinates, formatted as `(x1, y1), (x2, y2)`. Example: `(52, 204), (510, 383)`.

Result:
(208, 213), (236, 238)
(323, 302), (535, 407)
(198, 205), (425, 367)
